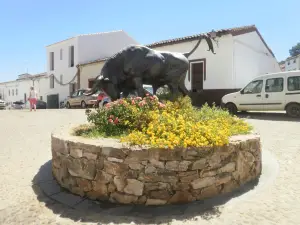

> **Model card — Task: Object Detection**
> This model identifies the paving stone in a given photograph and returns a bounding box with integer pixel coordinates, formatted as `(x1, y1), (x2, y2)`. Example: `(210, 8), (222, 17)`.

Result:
(38, 180), (62, 196)
(50, 191), (85, 208)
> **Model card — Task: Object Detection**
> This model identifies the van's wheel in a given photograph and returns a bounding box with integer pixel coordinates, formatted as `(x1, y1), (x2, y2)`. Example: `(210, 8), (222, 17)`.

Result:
(81, 101), (87, 109)
(286, 103), (300, 117)
(66, 102), (71, 109)
(225, 103), (238, 115)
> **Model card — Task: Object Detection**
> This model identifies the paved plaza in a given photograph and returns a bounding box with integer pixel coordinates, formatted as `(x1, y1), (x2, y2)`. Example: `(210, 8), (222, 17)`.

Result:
(0, 109), (299, 225)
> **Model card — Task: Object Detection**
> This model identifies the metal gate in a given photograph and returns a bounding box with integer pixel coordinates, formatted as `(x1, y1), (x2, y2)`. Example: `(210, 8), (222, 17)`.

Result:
(47, 94), (59, 109)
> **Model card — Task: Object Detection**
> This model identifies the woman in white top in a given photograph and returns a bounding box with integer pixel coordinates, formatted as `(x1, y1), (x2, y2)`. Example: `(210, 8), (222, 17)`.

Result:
(28, 86), (37, 111)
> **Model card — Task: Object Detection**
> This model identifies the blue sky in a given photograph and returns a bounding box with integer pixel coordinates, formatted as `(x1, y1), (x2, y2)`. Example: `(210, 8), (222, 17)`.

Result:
(0, 0), (299, 82)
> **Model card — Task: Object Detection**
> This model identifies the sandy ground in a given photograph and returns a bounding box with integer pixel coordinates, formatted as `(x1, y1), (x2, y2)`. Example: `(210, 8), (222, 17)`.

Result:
(0, 109), (299, 225)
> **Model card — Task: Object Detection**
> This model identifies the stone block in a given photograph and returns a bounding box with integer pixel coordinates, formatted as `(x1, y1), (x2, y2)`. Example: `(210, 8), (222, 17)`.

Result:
(102, 147), (126, 159)
(67, 158), (96, 180)
(168, 191), (194, 204)
(110, 192), (138, 204)
(124, 179), (144, 196)
(146, 199), (167, 205)
(94, 171), (113, 184)
(104, 160), (128, 176)
(114, 176), (127, 192)
(149, 190), (171, 200)
(52, 136), (69, 154)
(70, 148), (83, 158)
(83, 151), (98, 160)
(191, 177), (216, 189)
(192, 159), (206, 170)
(218, 162), (236, 173)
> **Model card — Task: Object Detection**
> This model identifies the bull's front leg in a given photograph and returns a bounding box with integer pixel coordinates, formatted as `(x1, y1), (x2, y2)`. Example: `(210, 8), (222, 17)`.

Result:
(132, 76), (146, 98)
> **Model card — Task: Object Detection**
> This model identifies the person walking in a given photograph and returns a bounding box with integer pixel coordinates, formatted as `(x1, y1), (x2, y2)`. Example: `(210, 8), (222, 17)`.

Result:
(28, 86), (38, 111)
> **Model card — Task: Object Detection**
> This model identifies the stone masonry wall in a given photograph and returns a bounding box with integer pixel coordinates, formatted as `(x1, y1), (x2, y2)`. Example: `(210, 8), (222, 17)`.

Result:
(51, 128), (262, 205)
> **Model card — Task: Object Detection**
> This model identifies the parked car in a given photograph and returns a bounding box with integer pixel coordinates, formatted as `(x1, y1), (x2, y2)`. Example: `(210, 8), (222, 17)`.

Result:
(0, 99), (6, 110)
(36, 100), (47, 109)
(10, 101), (25, 110)
(221, 70), (300, 117)
(65, 89), (99, 109)
(8, 100), (47, 110)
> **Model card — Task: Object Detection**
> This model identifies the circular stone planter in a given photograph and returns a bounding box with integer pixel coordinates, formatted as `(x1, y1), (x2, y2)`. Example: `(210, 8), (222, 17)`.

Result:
(51, 124), (262, 205)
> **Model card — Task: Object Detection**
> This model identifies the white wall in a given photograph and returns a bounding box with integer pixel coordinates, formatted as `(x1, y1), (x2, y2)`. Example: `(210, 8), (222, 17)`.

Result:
(46, 37), (79, 102)
(233, 31), (281, 89)
(151, 34), (234, 90)
(78, 31), (139, 64)
(0, 76), (49, 104)
(285, 55), (300, 71)
(79, 62), (105, 89)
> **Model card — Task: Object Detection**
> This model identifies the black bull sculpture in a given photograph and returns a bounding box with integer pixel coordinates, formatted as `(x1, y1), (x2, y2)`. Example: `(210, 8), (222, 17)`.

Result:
(84, 34), (216, 101)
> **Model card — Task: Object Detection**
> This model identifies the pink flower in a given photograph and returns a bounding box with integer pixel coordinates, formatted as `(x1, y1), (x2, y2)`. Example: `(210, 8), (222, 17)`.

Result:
(109, 115), (114, 119)
(131, 100), (135, 105)
(108, 119), (113, 123)
(138, 101), (146, 107)
(114, 117), (119, 124)
(146, 93), (150, 96)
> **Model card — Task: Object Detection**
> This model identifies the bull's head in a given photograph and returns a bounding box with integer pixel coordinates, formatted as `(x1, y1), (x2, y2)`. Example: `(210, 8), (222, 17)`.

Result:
(83, 75), (120, 101)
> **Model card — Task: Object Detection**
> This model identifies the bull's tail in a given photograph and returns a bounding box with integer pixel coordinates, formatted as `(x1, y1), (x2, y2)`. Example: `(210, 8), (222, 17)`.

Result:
(183, 34), (216, 58)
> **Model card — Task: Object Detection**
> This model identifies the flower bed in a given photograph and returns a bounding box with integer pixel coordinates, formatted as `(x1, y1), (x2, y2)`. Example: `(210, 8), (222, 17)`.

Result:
(50, 95), (261, 205)
(79, 95), (253, 149)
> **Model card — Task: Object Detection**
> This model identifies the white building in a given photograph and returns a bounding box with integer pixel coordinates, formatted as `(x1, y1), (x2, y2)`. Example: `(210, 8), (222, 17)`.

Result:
(77, 25), (280, 106)
(0, 72), (49, 105)
(45, 30), (139, 108)
(146, 24), (280, 106)
(283, 54), (300, 71)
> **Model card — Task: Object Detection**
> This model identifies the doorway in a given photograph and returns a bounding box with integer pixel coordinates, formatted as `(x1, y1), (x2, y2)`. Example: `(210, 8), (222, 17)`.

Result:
(190, 60), (206, 92)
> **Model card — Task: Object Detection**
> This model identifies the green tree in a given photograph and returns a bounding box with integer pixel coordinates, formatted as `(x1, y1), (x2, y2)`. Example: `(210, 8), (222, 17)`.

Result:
(289, 42), (300, 57)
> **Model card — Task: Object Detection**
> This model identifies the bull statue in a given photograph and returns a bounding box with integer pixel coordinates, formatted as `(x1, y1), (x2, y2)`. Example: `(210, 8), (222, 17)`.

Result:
(84, 34), (216, 101)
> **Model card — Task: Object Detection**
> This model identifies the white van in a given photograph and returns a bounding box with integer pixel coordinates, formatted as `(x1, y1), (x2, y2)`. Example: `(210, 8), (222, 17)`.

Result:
(221, 70), (300, 117)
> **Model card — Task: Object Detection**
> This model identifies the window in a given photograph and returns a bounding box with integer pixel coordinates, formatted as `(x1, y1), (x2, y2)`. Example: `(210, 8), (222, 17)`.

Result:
(265, 78), (284, 92)
(71, 91), (78, 97)
(12, 89), (14, 96)
(50, 76), (55, 89)
(60, 74), (63, 84)
(69, 83), (76, 96)
(16, 89), (18, 96)
(243, 80), (263, 94)
(288, 76), (300, 91)
(40, 96), (43, 100)
(69, 46), (74, 67)
(8, 90), (10, 96)
(293, 59), (296, 63)
(60, 49), (63, 60)
(288, 61), (290, 65)
(50, 52), (54, 70)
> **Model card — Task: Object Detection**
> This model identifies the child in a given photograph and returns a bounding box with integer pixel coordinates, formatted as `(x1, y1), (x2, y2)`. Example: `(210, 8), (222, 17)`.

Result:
(28, 86), (37, 111)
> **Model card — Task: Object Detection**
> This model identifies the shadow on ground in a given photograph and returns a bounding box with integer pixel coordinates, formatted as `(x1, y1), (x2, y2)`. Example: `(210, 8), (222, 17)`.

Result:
(237, 112), (300, 122)
(32, 160), (260, 224)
